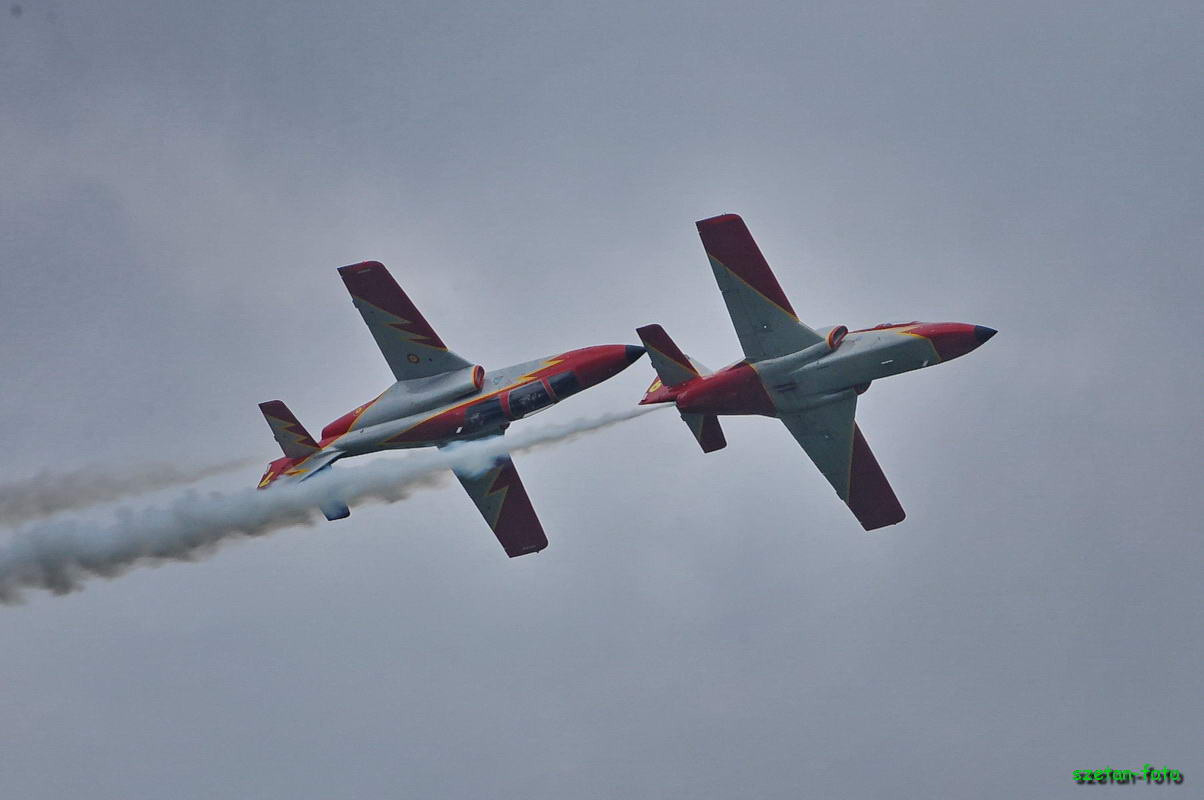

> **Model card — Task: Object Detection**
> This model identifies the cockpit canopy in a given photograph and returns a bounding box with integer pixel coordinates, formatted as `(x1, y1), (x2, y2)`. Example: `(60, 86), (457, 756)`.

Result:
(508, 380), (554, 418)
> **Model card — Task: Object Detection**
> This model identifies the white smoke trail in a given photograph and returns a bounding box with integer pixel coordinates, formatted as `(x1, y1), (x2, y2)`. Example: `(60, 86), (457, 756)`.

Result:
(0, 459), (257, 528)
(0, 406), (663, 604)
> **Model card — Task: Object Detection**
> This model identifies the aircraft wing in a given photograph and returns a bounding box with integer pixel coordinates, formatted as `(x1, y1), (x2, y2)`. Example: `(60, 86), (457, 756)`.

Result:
(779, 396), (906, 530)
(696, 214), (824, 361)
(338, 261), (473, 381)
(451, 447), (549, 558)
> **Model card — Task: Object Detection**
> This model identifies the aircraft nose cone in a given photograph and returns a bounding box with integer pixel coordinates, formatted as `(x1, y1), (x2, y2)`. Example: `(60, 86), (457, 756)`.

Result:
(624, 345), (646, 364)
(974, 325), (997, 343)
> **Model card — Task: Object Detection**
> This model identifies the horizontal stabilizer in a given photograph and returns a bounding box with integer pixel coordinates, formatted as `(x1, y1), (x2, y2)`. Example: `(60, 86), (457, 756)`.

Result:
(291, 449), (344, 482)
(302, 461), (352, 520)
(319, 498), (351, 521)
(259, 400), (320, 460)
(682, 412), (727, 453)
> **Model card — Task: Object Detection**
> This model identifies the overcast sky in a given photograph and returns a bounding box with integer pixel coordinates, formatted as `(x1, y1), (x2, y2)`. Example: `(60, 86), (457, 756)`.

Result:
(1, 1), (1200, 797)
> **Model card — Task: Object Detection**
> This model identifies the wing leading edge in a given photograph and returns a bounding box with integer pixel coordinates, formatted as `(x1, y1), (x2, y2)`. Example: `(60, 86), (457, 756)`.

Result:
(780, 396), (905, 531)
(451, 444), (548, 558)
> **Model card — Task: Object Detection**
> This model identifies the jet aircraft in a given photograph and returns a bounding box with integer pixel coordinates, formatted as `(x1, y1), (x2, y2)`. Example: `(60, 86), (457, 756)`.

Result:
(258, 261), (646, 557)
(637, 214), (996, 530)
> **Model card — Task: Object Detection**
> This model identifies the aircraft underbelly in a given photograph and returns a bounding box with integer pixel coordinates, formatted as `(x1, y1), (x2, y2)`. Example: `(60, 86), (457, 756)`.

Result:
(333, 416), (447, 454)
(758, 336), (936, 412)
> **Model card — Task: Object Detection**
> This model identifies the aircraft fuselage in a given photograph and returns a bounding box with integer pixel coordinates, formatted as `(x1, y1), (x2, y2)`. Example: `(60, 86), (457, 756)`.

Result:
(645, 322), (996, 418)
(260, 344), (643, 486)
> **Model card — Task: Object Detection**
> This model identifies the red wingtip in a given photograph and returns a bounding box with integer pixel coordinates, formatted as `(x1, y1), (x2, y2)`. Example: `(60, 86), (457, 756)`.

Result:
(848, 425), (906, 531)
(693, 214), (798, 318)
(696, 213), (743, 228)
(336, 260), (447, 350)
(635, 324), (695, 377)
(337, 260), (385, 275)
(487, 461), (548, 558)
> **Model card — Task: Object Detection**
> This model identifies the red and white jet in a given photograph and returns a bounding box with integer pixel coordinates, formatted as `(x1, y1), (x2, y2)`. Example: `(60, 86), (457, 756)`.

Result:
(258, 261), (645, 557)
(638, 214), (996, 530)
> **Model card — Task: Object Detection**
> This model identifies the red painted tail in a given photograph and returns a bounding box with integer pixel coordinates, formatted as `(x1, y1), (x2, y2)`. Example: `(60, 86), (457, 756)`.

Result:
(636, 324), (707, 404)
(635, 325), (727, 453)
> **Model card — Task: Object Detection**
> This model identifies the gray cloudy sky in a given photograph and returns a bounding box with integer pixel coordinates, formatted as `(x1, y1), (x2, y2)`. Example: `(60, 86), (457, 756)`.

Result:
(2, 1), (1201, 797)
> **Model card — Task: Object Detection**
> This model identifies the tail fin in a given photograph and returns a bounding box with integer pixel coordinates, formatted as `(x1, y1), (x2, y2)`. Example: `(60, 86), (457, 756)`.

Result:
(636, 324), (701, 390)
(258, 400), (320, 459)
(635, 325), (727, 453)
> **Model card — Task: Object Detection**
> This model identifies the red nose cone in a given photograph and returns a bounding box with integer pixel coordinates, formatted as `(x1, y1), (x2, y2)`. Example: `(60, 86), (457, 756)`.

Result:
(908, 322), (995, 362)
(566, 344), (645, 387)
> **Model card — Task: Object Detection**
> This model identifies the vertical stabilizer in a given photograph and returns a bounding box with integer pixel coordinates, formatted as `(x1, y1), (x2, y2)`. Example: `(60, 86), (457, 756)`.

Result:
(636, 324), (703, 388)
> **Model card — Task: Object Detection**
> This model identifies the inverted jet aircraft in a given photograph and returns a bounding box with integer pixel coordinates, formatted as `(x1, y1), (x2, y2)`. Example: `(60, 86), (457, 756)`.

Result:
(257, 261), (645, 556)
(637, 214), (995, 530)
